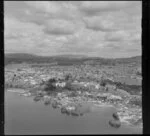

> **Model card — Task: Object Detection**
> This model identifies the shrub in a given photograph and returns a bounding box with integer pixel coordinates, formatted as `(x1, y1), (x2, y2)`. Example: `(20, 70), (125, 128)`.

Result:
(64, 81), (73, 90)
(128, 96), (142, 107)
(17, 68), (21, 71)
(44, 78), (57, 92)
(100, 80), (106, 87)
(64, 73), (73, 81)
(136, 71), (141, 76)
(68, 91), (78, 97)
(115, 82), (141, 95)
(33, 96), (42, 102)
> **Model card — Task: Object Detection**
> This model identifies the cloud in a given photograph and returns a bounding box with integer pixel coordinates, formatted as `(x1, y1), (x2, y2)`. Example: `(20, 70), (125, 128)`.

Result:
(57, 29), (106, 54)
(83, 8), (141, 32)
(4, 16), (47, 53)
(25, 1), (61, 14)
(4, 16), (44, 39)
(104, 43), (122, 50)
(105, 30), (130, 42)
(43, 19), (77, 35)
(4, 1), (142, 58)
(79, 1), (136, 16)
(25, 1), (80, 21)
(83, 15), (116, 32)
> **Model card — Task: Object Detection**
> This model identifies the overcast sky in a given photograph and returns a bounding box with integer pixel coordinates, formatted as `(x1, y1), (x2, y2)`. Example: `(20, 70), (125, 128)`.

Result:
(4, 1), (141, 58)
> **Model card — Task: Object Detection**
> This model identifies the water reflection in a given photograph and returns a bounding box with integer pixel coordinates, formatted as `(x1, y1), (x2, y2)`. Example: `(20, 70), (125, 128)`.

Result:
(44, 100), (51, 106)
(32, 91), (87, 117)
(33, 96), (42, 102)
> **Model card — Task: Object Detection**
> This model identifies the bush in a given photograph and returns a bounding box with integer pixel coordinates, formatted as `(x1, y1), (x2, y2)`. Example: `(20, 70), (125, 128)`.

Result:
(5, 80), (28, 89)
(44, 78), (57, 92)
(128, 95), (142, 107)
(100, 80), (106, 87)
(64, 82), (88, 92)
(64, 73), (73, 81)
(115, 82), (141, 95)
(68, 91), (78, 97)
(64, 81), (73, 90)
(136, 71), (141, 76)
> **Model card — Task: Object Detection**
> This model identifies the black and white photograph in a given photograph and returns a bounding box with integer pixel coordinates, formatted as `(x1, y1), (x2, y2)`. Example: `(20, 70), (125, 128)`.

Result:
(4, 1), (142, 134)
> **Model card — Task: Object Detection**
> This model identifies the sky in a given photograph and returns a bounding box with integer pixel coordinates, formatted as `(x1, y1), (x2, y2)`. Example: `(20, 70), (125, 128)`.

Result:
(4, 1), (141, 58)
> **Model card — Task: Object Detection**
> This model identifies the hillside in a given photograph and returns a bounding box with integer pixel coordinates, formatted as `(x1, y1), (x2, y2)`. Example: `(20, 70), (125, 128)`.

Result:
(4, 53), (141, 66)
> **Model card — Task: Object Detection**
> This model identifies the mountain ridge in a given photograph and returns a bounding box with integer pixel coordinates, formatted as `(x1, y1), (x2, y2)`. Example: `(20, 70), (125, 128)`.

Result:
(5, 53), (141, 60)
(5, 53), (141, 66)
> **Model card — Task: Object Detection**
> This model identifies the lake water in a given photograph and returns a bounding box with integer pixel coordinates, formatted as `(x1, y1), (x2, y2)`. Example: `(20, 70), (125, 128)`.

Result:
(5, 90), (142, 134)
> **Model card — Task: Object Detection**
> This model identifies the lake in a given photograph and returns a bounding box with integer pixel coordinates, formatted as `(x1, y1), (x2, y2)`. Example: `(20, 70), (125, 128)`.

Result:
(5, 90), (142, 134)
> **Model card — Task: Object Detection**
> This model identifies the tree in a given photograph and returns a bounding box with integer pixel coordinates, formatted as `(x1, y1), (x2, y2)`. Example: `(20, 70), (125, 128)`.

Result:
(44, 78), (56, 92)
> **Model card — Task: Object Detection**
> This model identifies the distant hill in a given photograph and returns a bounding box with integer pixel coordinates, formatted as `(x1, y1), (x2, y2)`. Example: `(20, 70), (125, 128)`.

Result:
(115, 56), (141, 64)
(5, 53), (39, 59)
(51, 54), (88, 59)
(5, 53), (88, 60)
(4, 53), (141, 66)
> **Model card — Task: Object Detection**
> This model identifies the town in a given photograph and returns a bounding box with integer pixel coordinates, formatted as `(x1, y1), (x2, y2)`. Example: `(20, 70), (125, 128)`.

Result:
(5, 58), (142, 129)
